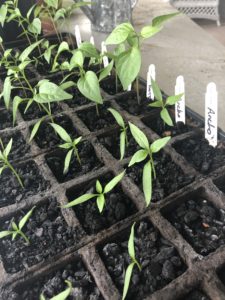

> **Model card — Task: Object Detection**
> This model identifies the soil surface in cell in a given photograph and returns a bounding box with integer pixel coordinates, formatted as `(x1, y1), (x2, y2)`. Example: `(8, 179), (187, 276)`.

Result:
(11, 259), (102, 300)
(66, 173), (137, 235)
(0, 198), (84, 274)
(19, 102), (61, 121)
(98, 130), (138, 160)
(100, 76), (123, 95)
(1, 131), (30, 161)
(100, 220), (186, 299)
(164, 197), (225, 256)
(0, 110), (14, 130)
(173, 136), (225, 174)
(46, 141), (103, 183)
(77, 103), (116, 132)
(33, 114), (77, 149)
(115, 90), (154, 116)
(127, 152), (194, 202)
(0, 160), (49, 208)
(181, 290), (210, 300)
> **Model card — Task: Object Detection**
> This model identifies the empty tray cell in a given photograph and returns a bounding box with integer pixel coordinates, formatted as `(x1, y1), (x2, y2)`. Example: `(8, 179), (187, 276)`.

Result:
(127, 152), (194, 203)
(0, 198), (84, 274)
(0, 160), (49, 208)
(115, 90), (154, 116)
(100, 75), (123, 95)
(162, 188), (225, 256)
(32, 114), (77, 149)
(173, 135), (225, 174)
(13, 258), (103, 299)
(0, 109), (15, 130)
(99, 219), (186, 299)
(77, 103), (116, 132)
(66, 173), (137, 235)
(0, 130), (30, 161)
(179, 290), (210, 300)
(45, 141), (103, 183)
(98, 129), (139, 160)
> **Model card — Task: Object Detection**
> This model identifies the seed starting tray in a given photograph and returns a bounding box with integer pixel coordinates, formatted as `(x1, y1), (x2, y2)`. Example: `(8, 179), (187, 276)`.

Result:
(1, 48), (225, 299)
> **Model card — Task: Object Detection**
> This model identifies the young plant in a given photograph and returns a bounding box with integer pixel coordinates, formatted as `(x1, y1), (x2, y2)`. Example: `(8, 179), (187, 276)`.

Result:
(0, 206), (35, 245)
(50, 123), (82, 174)
(40, 280), (72, 300)
(108, 108), (128, 160)
(0, 138), (23, 188)
(128, 123), (171, 206)
(105, 13), (179, 103)
(122, 222), (141, 300)
(149, 78), (183, 126)
(63, 171), (125, 213)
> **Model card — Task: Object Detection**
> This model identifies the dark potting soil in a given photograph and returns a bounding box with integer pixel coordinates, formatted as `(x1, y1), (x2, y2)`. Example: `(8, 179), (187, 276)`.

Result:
(163, 197), (225, 256)
(115, 90), (155, 116)
(0, 130), (30, 161)
(181, 290), (210, 300)
(66, 173), (137, 235)
(33, 114), (77, 149)
(98, 130), (138, 160)
(0, 160), (49, 208)
(45, 141), (103, 183)
(100, 220), (186, 299)
(0, 198), (85, 274)
(65, 88), (90, 108)
(173, 136), (225, 174)
(0, 109), (14, 130)
(217, 265), (225, 289)
(127, 152), (194, 203)
(19, 102), (61, 121)
(77, 103), (116, 132)
(12, 259), (103, 300)
(100, 76), (123, 95)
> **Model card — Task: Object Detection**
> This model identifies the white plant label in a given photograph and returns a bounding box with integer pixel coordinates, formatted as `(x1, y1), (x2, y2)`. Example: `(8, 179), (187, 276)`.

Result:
(90, 36), (95, 45)
(101, 42), (109, 68)
(75, 25), (82, 48)
(127, 83), (132, 91)
(205, 82), (218, 147)
(175, 75), (185, 124)
(146, 64), (155, 99)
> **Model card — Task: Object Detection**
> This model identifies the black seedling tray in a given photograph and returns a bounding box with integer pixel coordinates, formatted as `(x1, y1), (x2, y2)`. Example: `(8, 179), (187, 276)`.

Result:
(1, 42), (225, 299)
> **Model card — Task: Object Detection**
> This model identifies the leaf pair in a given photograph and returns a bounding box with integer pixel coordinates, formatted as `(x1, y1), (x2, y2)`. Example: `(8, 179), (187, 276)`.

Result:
(129, 123), (171, 206)
(149, 78), (183, 126)
(63, 171), (125, 213)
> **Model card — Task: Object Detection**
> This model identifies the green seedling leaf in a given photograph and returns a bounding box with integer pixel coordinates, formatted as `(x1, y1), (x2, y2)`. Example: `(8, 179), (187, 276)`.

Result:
(60, 81), (75, 90)
(57, 41), (69, 55)
(104, 170), (125, 194)
(19, 206), (35, 230)
(160, 108), (173, 126)
(120, 131), (126, 160)
(70, 50), (84, 68)
(3, 77), (12, 109)
(29, 116), (46, 142)
(128, 223), (136, 259)
(129, 123), (149, 149)
(150, 136), (171, 153)
(19, 39), (43, 62)
(50, 123), (72, 143)
(99, 60), (114, 82)
(122, 262), (135, 300)
(140, 25), (162, 39)
(0, 231), (12, 239)
(77, 71), (103, 104)
(152, 12), (180, 27)
(13, 96), (23, 125)
(97, 194), (105, 213)
(54, 8), (66, 21)
(44, 45), (56, 64)
(106, 23), (134, 45)
(4, 138), (12, 157)
(143, 161), (152, 206)
(44, 0), (58, 9)
(115, 47), (141, 90)
(151, 78), (162, 101)
(128, 149), (148, 167)
(108, 108), (125, 128)
(50, 280), (72, 300)
(34, 82), (72, 103)
(64, 149), (73, 174)
(0, 4), (7, 27)
(12, 221), (18, 231)
(63, 194), (96, 208)
(114, 43), (126, 57)
(59, 143), (71, 150)
(96, 180), (103, 194)
(79, 42), (99, 58)
(0, 165), (7, 175)
(148, 100), (162, 108)
(166, 93), (183, 105)
(74, 137), (82, 145)
(28, 18), (41, 35)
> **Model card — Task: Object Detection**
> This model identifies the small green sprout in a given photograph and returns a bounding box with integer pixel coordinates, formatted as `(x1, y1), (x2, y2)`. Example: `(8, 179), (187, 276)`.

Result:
(50, 123), (82, 174)
(149, 78), (183, 126)
(0, 138), (24, 188)
(122, 222), (141, 300)
(108, 108), (128, 160)
(0, 206), (35, 245)
(40, 280), (72, 300)
(128, 123), (171, 206)
(63, 171), (125, 213)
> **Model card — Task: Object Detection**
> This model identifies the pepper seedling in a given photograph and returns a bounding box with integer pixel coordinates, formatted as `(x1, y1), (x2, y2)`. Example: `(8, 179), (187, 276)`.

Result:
(63, 171), (125, 213)
(40, 280), (72, 300)
(0, 206), (35, 245)
(0, 138), (24, 188)
(128, 122), (171, 206)
(108, 108), (128, 160)
(149, 78), (183, 126)
(122, 222), (141, 300)
(50, 123), (82, 174)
